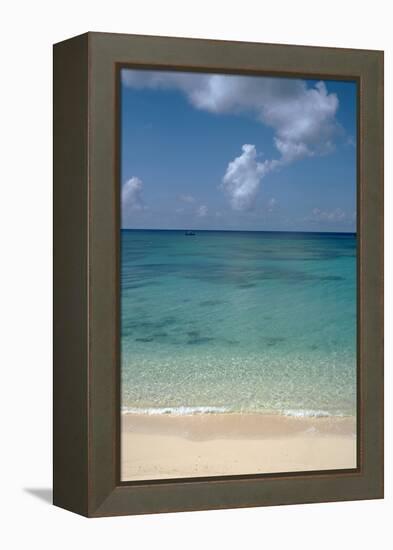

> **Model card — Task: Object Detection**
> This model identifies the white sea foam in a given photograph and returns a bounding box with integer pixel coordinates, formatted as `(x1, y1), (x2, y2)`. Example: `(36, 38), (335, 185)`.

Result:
(281, 409), (344, 418)
(122, 405), (230, 415)
(121, 406), (349, 417)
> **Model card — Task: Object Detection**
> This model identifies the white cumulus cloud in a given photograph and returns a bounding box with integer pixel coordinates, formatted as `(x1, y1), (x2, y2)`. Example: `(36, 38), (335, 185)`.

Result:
(122, 177), (145, 221)
(221, 144), (275, 211)
(123, 70), (339, 161)
(123, 70), (341, 211)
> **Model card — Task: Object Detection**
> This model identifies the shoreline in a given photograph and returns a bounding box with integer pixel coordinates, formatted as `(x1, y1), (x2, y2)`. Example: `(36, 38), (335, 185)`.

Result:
(121, 412), (357, 481)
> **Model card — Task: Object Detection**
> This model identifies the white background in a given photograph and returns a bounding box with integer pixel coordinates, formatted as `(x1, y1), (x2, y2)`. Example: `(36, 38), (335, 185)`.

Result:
(0, 1), (390, 548)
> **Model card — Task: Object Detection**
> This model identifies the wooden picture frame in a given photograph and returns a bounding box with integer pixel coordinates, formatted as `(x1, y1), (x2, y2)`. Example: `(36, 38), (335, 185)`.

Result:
(53, 32), (383, 517)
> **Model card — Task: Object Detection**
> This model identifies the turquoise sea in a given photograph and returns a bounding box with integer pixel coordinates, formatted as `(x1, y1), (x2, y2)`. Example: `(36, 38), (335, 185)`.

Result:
(121, 230), (357, 418)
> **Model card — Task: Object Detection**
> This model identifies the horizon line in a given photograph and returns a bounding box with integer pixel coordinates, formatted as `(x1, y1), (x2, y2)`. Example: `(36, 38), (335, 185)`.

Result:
(121, 227), (356, 235)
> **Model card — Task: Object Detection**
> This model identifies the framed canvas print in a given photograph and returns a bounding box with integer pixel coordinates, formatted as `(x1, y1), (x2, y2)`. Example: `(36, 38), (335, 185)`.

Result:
(53, 32), (384, 517)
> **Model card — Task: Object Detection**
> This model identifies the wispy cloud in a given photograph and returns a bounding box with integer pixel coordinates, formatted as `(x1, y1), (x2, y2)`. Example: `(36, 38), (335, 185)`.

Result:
(268, 197), (277, 212)
(197, 204), (208, 217)
(304, 207), (349, 225)
(178, 194), (196, 204)
(311, 207), (346, 222)
(346, 135), (356, 147)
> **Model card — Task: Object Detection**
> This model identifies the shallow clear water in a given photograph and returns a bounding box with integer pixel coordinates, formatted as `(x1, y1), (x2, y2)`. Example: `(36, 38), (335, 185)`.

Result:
(121, 230), (357, 417)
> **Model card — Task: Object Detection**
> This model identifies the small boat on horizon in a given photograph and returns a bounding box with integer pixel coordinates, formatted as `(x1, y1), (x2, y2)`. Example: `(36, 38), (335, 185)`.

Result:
(185, 231), (196, 236)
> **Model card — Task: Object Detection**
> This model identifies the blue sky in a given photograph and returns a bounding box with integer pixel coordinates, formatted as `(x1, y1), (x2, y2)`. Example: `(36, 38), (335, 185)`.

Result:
(121, 69), (357, 232)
